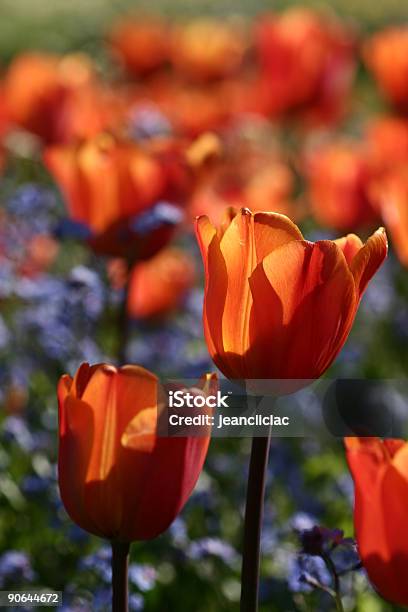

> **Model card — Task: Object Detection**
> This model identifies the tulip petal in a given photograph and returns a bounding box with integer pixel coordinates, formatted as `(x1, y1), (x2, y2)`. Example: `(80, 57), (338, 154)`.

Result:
(58, 394), (103, 536)
(57, 375), (72, 436)
(350, 227), (388, 297)
(219, 209), (303, 362)
(248, 240), (357, 382)
(118, 374), (214, 541)
(76, 365), (159, 538)
(334, 233), (363, 266)
(45, 146), (89, 226)
(81, 365), (158, 483)
(195, 215), (217, 258)
(196, 216), (229, 371)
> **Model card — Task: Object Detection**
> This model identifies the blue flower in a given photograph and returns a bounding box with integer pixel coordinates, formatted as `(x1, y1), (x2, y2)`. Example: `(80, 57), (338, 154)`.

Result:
(288, 554), (331, 593)
(80, 547), (112, 584)
(129, 593), (144, 611)
(129, 105), (172, 141)
(0, 551), (35, 587)
(128, 564), (157, 592)
(130, 202), (183, 235)
(21, 475), (50, 495)
(2, 417), (34, 452)
(7, 184), (57, 219)
(291, 512), (317, 533)
(169, 517), (188, 546)
(188, 538), (239, 565)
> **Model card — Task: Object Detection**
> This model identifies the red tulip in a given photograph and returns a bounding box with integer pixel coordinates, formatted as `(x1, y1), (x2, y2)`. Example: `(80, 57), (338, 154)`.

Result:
(364, 27), (408, 111)
(127, 247), (196, 320)
(3, 52), (121, 145)
(253, 8), (355, 126)
(305, 141), (379, 231)
(170, 19), (248, 81)
(365, 115), (408, 173)
(58, 362), (216, 541)
(143, 75), (238, 137)
(345, 437), (408, 606)
(109, 18), (170, 77)
(370, 166), (408, 267)
(190, 137), (299, 224)
(45, 134), (189, 259)
(196, 208), (387, 393)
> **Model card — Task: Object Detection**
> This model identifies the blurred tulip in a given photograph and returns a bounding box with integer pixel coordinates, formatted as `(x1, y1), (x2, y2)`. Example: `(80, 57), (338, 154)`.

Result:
(191, 136), (300, 224)
(365, 116), (408, 172)
(20, 234), (60, 277)
(45, 134), (189, 259)
(345, 437), (408, 606)
(170, 19), (248, 81)
(253, 9), (355, 125)
(0, 87), (9, 139)
(370, 167), (408, 267)
(191, 160), (296, 224)
(127, 247), (196, 320)
(364, 27), (408, 111)
(196, 208), (387, 393)
(109, 17), (170, 76)
(58, 362), (216, 541)
(145, 76), (238, 137)
(3, 52), (124, 144)
(305, 142), (379, 231)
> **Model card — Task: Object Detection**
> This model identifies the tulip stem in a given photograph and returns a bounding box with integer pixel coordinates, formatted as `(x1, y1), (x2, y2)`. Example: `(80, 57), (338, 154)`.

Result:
(117, 262), (131, 365)
(111, 540), (130, 612)
(240, 431), (271, 612)
(322, 553), (345, 612)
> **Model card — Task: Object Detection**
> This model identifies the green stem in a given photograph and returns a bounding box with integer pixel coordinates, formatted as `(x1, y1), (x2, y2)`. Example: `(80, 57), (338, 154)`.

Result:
(240, 431), (272, 612)
(117, 262), (131, 366)
(111, 540), (130, 612)
(322, 553), (344, 612)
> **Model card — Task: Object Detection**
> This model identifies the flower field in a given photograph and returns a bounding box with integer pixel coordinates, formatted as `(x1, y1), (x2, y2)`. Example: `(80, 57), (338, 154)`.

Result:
(0, 0), (407, 610)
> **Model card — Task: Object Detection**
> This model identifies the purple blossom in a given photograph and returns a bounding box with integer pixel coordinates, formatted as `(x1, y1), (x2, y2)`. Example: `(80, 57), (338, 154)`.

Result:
(288, 554), (331, 593)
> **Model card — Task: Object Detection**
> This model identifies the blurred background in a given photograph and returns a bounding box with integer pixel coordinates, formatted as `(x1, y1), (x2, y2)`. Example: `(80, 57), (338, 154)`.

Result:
(0, 0), (407, 610)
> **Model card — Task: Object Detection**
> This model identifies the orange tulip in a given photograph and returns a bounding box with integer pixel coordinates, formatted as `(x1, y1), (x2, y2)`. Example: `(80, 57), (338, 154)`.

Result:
(144, 75), (238, 137)
(58, 362), (216, 541)
(170, 19), (248, 81)
(127, 247), (196, 320)
(3, 53), (67, 143)
(45, 134), (189, 258)
(253, 9), (355, 125)
(190, 136), (299, 224)
(365, 115), (408, 173)
(345, 437), (408, 606)
(364, 27), (408, 111)
(109, 17), (170, 77)
(305, 142), (379, 231)
(2, 52), (120, 144)
(371, 166), (408, 267)
(0, 86), (9, 139)
(196, 208), (387, 393)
